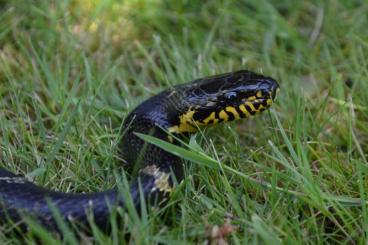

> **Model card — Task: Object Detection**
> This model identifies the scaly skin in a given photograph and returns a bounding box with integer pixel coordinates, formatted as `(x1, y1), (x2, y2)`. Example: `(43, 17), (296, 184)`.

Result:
(0, 70), (279, 231)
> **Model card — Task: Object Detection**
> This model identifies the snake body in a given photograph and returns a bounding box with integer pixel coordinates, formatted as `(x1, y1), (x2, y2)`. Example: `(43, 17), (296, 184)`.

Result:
(0, 70), (279, 231)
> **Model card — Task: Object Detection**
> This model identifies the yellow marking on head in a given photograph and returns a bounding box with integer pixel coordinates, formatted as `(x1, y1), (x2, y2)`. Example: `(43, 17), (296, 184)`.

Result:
(247, 96), (257, 101)
(202, 111), (218, 125)
(256, 91), (263, 98)
(167, 96), (274, 134)
(252, 103), (266, 114)
(258, 104), (265, 111)
(168, 109), (197, 133)
(244, 101), (256, 112)
(225, 106), (240, 120)
(218, 110), (229, 121)
(238, 104), (251, 117)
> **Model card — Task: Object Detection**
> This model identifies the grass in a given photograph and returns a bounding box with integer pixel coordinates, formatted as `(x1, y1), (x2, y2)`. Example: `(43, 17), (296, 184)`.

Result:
(0, 0), (368, 243)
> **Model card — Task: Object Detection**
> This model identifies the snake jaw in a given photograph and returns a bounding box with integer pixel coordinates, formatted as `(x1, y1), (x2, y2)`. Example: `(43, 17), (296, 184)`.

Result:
(166, 92), (277, 134)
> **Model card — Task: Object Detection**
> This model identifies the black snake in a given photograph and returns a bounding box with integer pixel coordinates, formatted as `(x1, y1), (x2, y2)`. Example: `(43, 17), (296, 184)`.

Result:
(0, 70), (279, 231)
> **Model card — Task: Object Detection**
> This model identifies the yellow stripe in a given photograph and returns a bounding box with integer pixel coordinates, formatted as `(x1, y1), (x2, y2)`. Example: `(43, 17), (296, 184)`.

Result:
(239, 104), (250, 117)
(244, 101), (256, 112)
(168, 109), (197, 133)
(168, 124), (196, 134)
(167, 97), (273, 134)
(225, 106), (240, 120)
(203, 111), (218, 125)
(218, 110), (229, 121)
(247, 95), (256, 101)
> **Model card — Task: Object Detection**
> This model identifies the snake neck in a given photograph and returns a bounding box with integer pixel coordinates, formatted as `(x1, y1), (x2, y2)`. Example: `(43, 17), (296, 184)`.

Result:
(120, 89), (186, 179)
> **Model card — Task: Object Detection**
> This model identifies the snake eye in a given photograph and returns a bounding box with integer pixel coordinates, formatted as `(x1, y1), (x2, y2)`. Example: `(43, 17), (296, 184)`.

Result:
(224, 91), (237, 100)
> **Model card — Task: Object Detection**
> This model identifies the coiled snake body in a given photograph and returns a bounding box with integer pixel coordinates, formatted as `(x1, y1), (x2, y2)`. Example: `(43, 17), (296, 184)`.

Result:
(0, 70), (279, 231)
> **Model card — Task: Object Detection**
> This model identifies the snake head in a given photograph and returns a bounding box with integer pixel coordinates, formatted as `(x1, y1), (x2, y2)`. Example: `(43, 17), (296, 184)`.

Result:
(197, 69), (278, 98)
(168, 70), (279, 133)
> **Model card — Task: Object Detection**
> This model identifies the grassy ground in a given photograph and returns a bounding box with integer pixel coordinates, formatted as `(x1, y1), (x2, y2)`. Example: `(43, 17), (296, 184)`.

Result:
(0, 0), (367, 244)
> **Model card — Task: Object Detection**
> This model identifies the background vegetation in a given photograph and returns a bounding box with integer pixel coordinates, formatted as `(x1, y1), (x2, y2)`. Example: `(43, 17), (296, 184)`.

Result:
(0, 0), (367, 244)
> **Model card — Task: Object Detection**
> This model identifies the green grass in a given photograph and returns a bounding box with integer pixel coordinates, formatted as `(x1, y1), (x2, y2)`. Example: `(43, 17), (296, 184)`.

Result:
(1, 0), (368, 244)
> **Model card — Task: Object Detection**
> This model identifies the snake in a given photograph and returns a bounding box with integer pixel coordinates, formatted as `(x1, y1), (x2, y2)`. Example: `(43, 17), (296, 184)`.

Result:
(0, 70), (279, 231)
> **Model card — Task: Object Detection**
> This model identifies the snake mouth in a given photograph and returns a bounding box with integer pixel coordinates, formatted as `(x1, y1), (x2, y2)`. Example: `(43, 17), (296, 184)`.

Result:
(270, 80), (280, 101)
